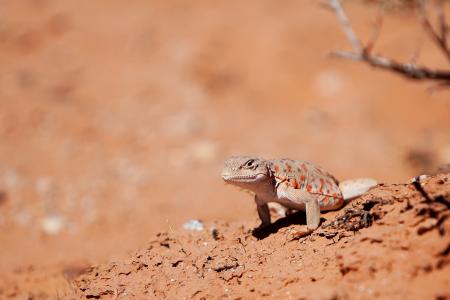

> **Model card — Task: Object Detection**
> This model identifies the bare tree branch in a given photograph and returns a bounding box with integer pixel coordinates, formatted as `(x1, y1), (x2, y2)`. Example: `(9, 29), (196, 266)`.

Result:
(331, 50), (450, 80)
(436, 1), (448, 42)
(327, 0), (363, 53)
(328, 0), (450, 83)
(427, 81), (450, 94)
(409, 40), (423, 65)
(416, 0), (450, 63)
(365, 9), (384, 54)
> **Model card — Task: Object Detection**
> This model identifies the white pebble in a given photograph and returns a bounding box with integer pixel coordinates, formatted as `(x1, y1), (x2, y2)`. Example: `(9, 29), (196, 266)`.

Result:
(182, 219), (204, 231)
(41, 214), (66, 235)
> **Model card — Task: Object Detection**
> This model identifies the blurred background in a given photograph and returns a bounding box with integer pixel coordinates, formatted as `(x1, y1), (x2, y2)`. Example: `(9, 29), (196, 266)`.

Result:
(0, 0), (449, 281)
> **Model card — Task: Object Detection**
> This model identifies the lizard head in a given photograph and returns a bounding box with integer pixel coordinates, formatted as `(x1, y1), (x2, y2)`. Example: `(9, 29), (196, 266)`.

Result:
(221, 156), (271, 186)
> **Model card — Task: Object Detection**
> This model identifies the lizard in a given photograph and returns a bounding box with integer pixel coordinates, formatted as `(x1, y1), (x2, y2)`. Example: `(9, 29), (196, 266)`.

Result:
(221, 156), (377, 235)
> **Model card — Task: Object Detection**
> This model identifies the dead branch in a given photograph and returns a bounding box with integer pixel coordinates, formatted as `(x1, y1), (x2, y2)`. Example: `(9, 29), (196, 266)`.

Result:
(331, 50), (450, 80)
(327, 0), (363, 52)
(328, 0), (450, 83)
(416, 0), (450, 63)
(364, 9), (384, 55)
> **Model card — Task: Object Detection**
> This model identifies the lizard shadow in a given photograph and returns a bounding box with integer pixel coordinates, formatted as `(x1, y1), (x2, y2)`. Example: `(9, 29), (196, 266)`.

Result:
(251, 211), (327, 240)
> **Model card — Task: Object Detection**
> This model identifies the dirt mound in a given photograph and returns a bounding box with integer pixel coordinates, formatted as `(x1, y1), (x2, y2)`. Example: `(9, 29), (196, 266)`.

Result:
(73, 174), (450, 299)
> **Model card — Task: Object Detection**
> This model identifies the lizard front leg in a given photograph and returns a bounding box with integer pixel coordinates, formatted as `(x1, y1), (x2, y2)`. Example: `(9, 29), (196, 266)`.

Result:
(255, 195), (271, 227)
(277, 185), (321, 231)
(304, 192), (321, 230)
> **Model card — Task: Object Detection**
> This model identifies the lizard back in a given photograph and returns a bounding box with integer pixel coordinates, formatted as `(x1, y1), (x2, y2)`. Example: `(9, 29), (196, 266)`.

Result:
(268, 158), (344, 210)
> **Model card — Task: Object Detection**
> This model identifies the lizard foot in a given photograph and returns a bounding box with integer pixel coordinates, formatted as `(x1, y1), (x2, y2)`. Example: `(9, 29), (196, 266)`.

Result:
(286, 226), (314, 240)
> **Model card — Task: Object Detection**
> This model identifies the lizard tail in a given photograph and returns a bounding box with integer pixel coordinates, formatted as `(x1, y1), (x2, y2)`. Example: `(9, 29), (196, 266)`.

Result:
(339, 178), (378, 201)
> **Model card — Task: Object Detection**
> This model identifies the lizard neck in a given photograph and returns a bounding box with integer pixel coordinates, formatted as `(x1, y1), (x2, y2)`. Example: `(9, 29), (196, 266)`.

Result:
(246, 175), (277, 199)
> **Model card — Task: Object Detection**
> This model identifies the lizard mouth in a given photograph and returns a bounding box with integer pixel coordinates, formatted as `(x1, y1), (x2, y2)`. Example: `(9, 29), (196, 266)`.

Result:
(221, 173), (267, 183)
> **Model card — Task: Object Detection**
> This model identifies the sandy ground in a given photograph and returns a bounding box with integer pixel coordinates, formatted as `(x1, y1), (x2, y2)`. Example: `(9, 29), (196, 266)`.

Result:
(0, 0), (449, 298)
(72, 174), (450, 299)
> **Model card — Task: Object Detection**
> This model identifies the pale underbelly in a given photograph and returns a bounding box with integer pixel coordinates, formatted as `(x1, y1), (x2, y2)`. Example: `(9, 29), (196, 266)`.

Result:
(270, 195), (343, 211)
(271, 197), (306, 210)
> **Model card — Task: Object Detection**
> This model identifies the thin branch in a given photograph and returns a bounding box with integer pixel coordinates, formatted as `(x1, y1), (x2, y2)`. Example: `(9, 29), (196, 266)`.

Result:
(409, 40), (423, 64)
(328, 0), (363, 53)
(328, 0), (450, 83)
(427, 81), (450, 94)
(331, 50), (450, 81)
(436, 0), (448, 50)
(365, 9), (384, 54)
(416, 0), (450, 63)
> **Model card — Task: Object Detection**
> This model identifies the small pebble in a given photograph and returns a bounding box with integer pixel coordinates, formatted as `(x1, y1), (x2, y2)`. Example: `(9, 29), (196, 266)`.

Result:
(182, 219), (204, 231)
(41, 214), (66, 235)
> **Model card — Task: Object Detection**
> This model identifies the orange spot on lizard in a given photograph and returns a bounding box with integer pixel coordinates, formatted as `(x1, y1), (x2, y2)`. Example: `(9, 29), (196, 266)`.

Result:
(285, 163), (292, 172)
(289, 178), (299, 189)
(301, 164), (308, 172)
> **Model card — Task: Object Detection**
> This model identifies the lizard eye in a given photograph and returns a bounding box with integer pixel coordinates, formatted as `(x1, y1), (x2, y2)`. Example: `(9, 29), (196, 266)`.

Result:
(245, 159), (255, 167)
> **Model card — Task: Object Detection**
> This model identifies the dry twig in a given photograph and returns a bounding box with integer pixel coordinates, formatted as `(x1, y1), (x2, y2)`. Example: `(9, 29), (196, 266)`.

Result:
(328, 0), (450, 82)
(417, 0), (450, 63)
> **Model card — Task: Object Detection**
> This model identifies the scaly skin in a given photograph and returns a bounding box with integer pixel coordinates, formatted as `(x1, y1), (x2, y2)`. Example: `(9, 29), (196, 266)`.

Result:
(221, 156), (376, 233)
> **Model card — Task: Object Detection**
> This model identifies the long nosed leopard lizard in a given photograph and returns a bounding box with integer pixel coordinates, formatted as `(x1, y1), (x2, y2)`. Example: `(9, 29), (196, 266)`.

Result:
(221, 156), (377, 235)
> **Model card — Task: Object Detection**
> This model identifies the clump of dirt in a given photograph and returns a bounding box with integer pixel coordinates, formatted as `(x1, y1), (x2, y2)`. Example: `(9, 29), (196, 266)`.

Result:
(72, 174), (450, 299)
